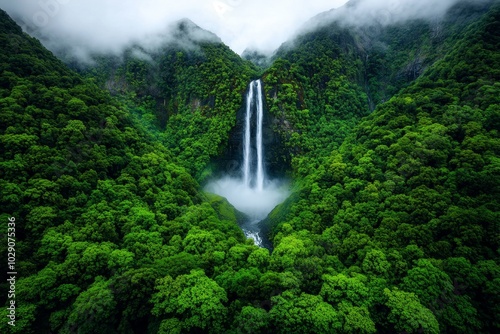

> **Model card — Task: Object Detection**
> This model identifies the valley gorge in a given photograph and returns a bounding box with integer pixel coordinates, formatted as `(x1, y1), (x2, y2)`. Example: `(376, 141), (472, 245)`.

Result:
(1, 0), (499, 333)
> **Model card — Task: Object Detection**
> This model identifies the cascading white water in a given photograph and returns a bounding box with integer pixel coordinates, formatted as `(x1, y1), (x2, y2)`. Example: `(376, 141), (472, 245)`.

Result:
(242, 79), (265, 190)
(255, 80), (265, 191)
(242, 82), (254, 187)
(205, 79), (289, 247)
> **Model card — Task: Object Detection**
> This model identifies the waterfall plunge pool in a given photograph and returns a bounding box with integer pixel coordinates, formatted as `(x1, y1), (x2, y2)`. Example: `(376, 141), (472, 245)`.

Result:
(205, 177), (290, 248)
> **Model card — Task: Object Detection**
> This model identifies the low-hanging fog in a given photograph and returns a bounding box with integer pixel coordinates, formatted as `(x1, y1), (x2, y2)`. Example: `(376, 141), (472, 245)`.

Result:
(0, 0), (346, 58)
(0, 0), (469, 61)
(205, 176), (290, 220)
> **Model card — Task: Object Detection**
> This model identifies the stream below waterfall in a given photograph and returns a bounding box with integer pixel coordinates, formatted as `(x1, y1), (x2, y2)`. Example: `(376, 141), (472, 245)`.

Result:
(206, 176), (289, 247)
(205, 79), (289, 248)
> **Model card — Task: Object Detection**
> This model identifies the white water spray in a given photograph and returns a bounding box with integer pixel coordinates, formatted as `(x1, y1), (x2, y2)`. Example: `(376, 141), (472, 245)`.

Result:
(206, 79), (289, 247)
(242, 82), (253, 187)
(242, 80), (265, 190)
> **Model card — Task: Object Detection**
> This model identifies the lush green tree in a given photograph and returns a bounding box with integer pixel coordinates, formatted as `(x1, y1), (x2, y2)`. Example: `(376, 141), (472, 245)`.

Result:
(320, 273), (369, 307)
(64, 277), (118, 334)
(151, 270), (228, 333)
(233, 306), (270, 334)
(269, 290), (341, 334)
(384, 288), (440, 334)
(338, 301), (376, 334)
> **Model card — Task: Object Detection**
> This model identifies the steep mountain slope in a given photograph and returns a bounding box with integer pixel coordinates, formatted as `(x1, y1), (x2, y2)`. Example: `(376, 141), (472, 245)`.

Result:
(1, 0), (499, 332)
(71, 20), (257, 180)
(262, 0), (495, 175)
(265, 1), (500, 332)
(0, 10), (249, 334)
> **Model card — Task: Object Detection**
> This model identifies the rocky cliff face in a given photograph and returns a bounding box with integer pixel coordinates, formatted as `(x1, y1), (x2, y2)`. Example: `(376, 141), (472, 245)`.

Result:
(213, 82), (289, 181)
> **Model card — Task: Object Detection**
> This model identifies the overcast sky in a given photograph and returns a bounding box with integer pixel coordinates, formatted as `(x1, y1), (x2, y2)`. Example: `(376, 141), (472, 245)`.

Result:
(0, 0), (348, 56)
(0, 0), (464, 59)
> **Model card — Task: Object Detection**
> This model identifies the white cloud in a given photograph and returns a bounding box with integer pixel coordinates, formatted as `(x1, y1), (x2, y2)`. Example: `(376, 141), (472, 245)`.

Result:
(0, 0), (466, 59)
(0, 0), (347, 56)
(331, 0), (463, 26)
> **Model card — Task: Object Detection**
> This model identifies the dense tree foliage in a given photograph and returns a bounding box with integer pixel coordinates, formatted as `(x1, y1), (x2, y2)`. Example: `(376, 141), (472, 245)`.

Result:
(264, 1), (500, 333)
(0, 10), (250, 333)
(73, 20), (257, 180)
(1, 0), (499, 333)
(262, 0), (496, 174)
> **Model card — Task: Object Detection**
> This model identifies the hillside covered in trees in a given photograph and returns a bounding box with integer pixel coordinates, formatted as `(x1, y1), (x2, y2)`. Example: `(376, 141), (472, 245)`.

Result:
(1, 0), (499, 333)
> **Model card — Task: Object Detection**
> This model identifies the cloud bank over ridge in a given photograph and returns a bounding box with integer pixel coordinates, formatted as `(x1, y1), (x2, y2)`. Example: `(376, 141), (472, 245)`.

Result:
(0, 0), (346, 58)
(0, 0), (469, 60)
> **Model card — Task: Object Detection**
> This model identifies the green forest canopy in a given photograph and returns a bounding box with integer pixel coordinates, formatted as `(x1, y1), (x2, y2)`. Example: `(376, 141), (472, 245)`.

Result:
(0, 0), (499, 333)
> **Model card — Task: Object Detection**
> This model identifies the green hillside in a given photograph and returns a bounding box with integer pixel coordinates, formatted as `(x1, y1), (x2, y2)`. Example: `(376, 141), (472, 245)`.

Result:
(262, 0), (495, 175)
(1, 0), (499, 332)
(264, 1), (500, 332)
(71, 20), (257, 180)
(0, 9), (250, 334)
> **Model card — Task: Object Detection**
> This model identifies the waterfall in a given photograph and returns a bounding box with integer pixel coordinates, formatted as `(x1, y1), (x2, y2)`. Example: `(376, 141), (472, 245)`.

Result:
(255, 80), (264, 191)
(205, 78), (289, 248)
(242, 80), (254, 187)
(242, 79), (265, 190)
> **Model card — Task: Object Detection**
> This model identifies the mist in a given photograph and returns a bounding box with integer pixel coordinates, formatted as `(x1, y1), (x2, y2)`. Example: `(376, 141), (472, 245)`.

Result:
(303, 0), (472, 33)
(0, 0), (347, 59)
(0, 0), (475, 60)
(205, 176), (289, 220)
